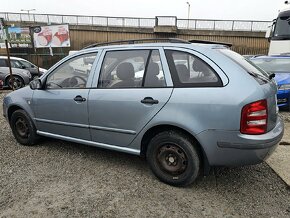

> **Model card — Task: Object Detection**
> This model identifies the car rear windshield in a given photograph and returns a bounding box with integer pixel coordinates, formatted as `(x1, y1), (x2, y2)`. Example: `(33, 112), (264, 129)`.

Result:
(219, 49), (270, 85)
(250, 58), (290, 73)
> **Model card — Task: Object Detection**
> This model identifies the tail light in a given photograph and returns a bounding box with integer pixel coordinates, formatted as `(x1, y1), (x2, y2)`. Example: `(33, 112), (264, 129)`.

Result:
(240, 99), (268, 135)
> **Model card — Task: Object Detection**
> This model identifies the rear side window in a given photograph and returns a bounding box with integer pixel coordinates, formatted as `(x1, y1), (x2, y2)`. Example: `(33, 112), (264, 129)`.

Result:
(165, 50), (222, 87)
(219, 49), (270, 85)
(0, 59), (7, 67)
(98, 50), (166, 88)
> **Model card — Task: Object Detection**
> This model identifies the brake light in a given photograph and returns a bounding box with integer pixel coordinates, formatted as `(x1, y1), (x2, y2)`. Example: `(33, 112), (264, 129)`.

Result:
(240, 99), (268, 135)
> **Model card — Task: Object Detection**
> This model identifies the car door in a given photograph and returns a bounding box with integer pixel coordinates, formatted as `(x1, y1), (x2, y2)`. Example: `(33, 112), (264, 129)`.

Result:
(32, 52), (98, 140)
(88, 48), (173, 147)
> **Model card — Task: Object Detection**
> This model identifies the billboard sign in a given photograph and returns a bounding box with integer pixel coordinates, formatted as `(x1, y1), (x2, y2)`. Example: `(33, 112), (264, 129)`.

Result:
(33, 24), (70, 48)
(7, 27), (32, 48)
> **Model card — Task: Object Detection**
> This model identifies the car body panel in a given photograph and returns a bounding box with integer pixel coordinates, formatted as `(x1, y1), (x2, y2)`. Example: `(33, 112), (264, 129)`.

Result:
(3, 42), (285, 168)
(0, 67), (31, 85)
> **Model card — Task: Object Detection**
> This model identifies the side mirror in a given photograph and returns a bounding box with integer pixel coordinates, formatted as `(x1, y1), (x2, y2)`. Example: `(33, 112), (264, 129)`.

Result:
(29, 79), (42, 90)
(21, 65), (26, 69)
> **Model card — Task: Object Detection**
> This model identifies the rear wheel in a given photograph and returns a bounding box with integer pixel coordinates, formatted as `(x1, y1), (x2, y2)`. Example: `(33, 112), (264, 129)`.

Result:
(146, 131), (200, 187)
(10, 109), (39, 145)
(5, 76), (24, 90)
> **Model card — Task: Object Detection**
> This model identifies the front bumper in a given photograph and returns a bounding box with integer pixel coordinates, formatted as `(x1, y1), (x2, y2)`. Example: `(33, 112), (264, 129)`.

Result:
(196, 117), (284, 166)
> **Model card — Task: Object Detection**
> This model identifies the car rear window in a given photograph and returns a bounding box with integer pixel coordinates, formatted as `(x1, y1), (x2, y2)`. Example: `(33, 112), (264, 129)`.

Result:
(219, 49), (270, 85)
(250, 58), (290, 72)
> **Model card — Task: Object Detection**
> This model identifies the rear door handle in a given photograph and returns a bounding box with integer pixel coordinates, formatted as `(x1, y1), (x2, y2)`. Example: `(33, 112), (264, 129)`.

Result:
(141, 97), (159, 105)
(74, 95), (86, 102)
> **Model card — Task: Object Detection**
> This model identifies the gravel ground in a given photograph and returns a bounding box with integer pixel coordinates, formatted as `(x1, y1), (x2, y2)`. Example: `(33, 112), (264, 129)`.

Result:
(0, 90), (290, 218)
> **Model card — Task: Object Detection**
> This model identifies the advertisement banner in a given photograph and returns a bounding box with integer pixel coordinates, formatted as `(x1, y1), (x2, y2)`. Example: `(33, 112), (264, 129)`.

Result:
(32, 24), (70, 48)
(7, 27), (32, 48)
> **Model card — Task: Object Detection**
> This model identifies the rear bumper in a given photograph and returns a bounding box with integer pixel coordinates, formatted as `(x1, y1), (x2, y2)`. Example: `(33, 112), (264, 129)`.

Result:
(196, 117), (284, 166)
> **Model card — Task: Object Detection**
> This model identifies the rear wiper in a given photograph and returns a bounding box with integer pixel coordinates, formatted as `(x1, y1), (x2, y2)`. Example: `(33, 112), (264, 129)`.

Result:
(269, 73), (275, 80)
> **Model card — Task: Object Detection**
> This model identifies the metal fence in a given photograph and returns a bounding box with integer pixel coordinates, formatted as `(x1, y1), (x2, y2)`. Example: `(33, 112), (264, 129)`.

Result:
(0, 12), (271, 32)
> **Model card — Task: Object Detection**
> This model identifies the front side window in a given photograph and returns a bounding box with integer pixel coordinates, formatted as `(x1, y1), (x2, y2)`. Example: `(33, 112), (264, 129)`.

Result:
(11, 60), (22, 68)
(46, 53), (97, 89)
(165, 50), (222, 87)
(98, 50), (166, 88)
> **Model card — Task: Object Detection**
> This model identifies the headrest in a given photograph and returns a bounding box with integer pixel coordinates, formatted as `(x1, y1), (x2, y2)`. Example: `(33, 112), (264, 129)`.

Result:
(116, 62), (135, 80)
(147, 62), (159, 76)
(175, 64), (190, 82)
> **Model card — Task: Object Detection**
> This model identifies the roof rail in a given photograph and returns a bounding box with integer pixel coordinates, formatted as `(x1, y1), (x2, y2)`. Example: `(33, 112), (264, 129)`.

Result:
(82, 38), (232, 50)
(188, 39), (232, 47)
(82, 38), (190, 49)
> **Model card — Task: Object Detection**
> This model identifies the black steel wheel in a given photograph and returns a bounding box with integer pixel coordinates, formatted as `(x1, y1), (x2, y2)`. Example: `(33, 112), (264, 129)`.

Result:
(10, 109), (39, 145)
(146, 130), (200, 187)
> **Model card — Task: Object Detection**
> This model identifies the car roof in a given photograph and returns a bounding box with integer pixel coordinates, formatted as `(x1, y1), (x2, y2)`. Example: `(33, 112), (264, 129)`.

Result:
(0, 56), (25, 61)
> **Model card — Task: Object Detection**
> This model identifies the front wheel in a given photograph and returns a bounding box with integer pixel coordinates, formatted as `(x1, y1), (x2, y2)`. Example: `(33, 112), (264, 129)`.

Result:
(10, 109), (39, 145)
(146, 131), (200, 187)
(6, 76), (24, 90)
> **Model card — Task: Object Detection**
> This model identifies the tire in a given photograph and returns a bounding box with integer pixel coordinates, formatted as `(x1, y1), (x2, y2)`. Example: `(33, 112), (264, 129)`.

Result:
(10, 109), (39, 146)
(146, 130), (200, 187)
(5, 76), (24, 90)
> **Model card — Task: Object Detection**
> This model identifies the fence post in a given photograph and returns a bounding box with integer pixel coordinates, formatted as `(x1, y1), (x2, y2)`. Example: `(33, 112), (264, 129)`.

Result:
(138, 18), (140, 28)
(213, 20), (215, 30)
(47, 15), (50, 24)
(92, 16), (94, 26)
(250, 21), (253, 32)
(232, 21), (235, 30)
(33, 14), (35, 22)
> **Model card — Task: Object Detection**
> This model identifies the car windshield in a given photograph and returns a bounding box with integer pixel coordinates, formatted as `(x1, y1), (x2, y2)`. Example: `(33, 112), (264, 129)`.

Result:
(219, 49), (270, 84)
(250, 58), (290, 73)
(20, 60), (34, 68)
(273, 13), (290, 39)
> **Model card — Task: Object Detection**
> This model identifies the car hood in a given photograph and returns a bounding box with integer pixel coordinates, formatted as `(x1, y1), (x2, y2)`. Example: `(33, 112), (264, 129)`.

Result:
(272, 72), (290, 85)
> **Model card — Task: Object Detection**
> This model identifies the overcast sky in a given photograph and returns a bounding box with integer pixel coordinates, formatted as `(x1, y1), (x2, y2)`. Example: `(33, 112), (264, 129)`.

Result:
(1, 0), (288, 21)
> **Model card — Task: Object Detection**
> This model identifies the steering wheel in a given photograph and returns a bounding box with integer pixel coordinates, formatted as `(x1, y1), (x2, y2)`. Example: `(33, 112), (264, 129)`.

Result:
(68, 75), (87, 87)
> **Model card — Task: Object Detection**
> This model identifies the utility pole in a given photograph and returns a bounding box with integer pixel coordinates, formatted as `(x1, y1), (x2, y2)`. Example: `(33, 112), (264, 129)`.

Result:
(186, 2), (191, 29)
(0, 18), (14, 90)
(21, 9), (36, 22)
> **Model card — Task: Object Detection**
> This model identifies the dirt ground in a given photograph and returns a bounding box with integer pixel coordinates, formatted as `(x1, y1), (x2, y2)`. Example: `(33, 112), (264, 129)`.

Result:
(0, 91), (290, 218)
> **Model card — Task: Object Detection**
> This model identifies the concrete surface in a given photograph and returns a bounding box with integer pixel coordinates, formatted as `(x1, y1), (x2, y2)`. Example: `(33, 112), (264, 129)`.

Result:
(266, 122), (290, 187)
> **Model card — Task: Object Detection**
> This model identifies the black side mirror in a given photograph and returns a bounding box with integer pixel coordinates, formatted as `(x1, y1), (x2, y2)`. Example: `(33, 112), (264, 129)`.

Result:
(21, 65), (26, 69)
(29, 79), (42, 90)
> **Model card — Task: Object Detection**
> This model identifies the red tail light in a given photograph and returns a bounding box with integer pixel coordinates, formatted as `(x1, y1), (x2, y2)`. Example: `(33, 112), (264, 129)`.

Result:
(240, 99), (268, 135)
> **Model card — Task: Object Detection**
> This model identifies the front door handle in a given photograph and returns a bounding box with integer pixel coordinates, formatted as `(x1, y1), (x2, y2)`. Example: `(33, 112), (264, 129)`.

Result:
(141, 97), (159, 105)
(74, 95), (86, 102)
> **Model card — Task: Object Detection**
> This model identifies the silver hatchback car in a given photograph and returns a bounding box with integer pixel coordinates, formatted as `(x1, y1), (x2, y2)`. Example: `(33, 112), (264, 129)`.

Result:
(3, 39), (284, 186)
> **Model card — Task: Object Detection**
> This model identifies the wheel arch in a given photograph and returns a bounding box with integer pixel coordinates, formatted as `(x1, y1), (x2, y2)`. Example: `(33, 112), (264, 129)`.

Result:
(7, 105), (25, 122)
(140, 124), (210, 174)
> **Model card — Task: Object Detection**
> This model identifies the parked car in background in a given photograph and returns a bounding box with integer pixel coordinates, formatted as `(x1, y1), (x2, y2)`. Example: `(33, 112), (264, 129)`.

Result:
(0, 67), (31, 89)
(3, 39), (284, 186)
(250, 55), (290, 111)
(0, 56), (47, 80)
